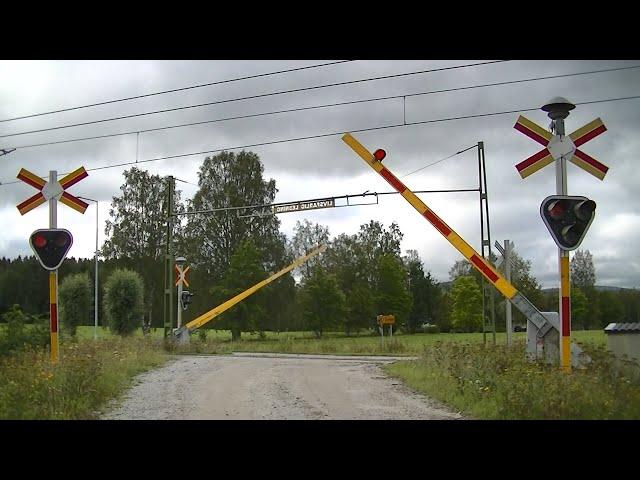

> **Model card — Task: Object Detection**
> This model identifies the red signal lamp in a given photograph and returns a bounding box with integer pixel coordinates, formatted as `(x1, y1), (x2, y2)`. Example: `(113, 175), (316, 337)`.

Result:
(373, 149), (386, 161)
(33, 233), (47, 248)
(548, 200), (566, 220)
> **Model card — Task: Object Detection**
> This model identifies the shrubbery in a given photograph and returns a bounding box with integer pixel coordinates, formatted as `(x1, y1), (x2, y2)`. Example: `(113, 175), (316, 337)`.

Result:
(59, 273), (92, 337)
(0, 305), (49, 357)
(104, 269), (144, 336)
(386, 340), (640, 419)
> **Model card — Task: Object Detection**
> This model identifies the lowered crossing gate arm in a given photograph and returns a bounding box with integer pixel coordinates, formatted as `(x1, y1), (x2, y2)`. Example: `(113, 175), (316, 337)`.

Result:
(341, 133), (555, 338)
(173, 244), (327, 341)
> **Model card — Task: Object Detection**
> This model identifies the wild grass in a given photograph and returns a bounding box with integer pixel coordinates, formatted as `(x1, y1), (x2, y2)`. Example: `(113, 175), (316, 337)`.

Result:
(0, 320), (619, 420)
(384, 340), (640, 419)
(163, 328), (606, 356)
(0, 337), (167, 419)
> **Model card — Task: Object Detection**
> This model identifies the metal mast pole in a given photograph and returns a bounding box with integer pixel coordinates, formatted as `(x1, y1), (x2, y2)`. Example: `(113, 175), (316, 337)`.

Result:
(49, 170), (59, 363)
(555, 115), (571, 372)
(479, 143), (487, 345)
(94, 202), (98, 340)
(543, 97), (575, 372)
(505, 240), (513, 346)
(176, 266), (183, 329)
(482, 143), (496, 346)
(163, 176), (175, 338)
(478, 142), (496, 345)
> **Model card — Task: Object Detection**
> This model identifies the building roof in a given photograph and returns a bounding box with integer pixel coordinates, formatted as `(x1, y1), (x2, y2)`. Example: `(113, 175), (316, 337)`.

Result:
(604, 323), (640, 334)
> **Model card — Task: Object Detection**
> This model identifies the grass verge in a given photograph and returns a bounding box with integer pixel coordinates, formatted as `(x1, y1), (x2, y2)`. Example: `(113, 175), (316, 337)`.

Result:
(383, 340), (640, 419)
(0, 337), (167, 419)
(166, 329), (605, 357)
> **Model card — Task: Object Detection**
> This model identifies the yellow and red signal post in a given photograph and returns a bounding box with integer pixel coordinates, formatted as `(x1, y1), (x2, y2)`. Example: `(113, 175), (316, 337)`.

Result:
(514, 103), (608, 372)
(16, 167), (89, 363)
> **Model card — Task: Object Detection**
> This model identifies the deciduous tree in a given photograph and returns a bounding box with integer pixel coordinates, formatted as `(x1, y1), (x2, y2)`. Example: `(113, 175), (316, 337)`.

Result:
(404, 250), (441, 333)
(495, 248), (543, 330)
(571, 288), (589, 330)
(571, 250), (596, 289)
(210, 240), (268, 341)
(102, 167), (184, 328)
(291, 220), (330, 281)
(449, 259), (472, 281)
(182, 151), (284, 280)
(299, 266), (347, 338)
(375, 254), (412, 329)
(449, 275), (483, 332)
(571, 249), (598, 329)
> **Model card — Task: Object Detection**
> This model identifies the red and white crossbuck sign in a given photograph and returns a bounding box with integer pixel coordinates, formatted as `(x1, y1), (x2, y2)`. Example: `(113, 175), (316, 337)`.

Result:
(514, 116), (609, 180)
(16, 167), (89, 215)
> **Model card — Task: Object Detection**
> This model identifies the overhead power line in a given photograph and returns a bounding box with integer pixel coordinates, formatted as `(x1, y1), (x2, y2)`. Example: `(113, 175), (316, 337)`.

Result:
(0, 60), (508, 139)
(5, 63), (639, 151)
(174, 177), (199, 187)
(0, 61), (354, 124)
(1, 93), (638, 187)
(172, 187), (481, 217)
(400, 144), (479, 178)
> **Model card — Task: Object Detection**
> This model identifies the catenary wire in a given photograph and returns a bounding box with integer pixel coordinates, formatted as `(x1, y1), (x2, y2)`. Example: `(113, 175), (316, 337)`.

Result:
(400, 145), (479, 178)
(4, 63), (639, 151)
(174, 177), (199, 187)
(172, 188), (481, 217)
(0, 60), (508, 139)
(0, 61), (354, 123)
(1, 93), (638, 187)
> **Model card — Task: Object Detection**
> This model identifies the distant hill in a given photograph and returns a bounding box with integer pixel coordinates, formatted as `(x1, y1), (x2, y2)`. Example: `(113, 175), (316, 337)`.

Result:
(437, 281), (634, 293)
(439, 281), (633, 293)
(542, 285), (634, 293)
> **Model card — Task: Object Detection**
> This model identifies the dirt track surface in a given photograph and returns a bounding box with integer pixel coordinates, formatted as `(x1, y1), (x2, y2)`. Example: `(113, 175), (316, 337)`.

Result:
(100, 353), (463, 420)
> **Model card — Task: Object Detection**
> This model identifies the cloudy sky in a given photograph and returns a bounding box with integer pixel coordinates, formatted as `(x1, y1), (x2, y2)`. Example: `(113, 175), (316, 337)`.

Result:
(1, 60), (638, 289)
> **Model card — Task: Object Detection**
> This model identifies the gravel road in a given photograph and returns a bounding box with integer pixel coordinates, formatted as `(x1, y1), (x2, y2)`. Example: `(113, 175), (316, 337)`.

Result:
(100, 353), (464, 420)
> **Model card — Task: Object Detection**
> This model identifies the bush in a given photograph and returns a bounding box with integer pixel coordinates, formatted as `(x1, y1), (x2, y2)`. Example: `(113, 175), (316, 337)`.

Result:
(0, 305), (49, 356)
(197, 329), (207, 342)
(104, 269), (144, 336)
(59, 273), (92, 337)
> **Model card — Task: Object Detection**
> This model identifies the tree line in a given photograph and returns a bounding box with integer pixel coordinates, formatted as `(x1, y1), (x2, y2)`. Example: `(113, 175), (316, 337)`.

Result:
(1, 151), (639, 336)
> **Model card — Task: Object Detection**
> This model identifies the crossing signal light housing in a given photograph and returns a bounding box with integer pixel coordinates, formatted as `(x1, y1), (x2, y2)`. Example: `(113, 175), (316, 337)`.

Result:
(181, 291), (195, 310)
(29, 228), (73, 270)
(540, 195), (596, 251)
